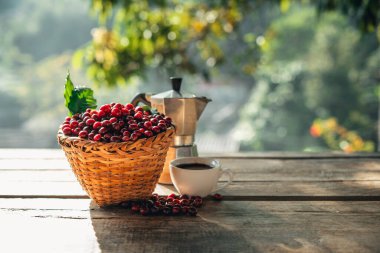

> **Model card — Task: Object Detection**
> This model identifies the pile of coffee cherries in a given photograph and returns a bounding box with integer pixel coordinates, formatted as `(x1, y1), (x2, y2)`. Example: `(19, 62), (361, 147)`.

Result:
(118, 193), (223, 216)
(120, 193), (201, 216)
(60, 103), (173, 142)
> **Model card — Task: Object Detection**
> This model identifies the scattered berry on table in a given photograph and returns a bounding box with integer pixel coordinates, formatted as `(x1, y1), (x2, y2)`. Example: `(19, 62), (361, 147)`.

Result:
(117, 193), (222, 217)
(212, 193), (223, 201)
(188, 207), (198, 216)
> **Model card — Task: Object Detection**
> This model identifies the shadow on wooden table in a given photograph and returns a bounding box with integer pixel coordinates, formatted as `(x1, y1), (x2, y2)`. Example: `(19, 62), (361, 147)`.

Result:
(89, 200), (254, 253)
(85, 157), (380, 252)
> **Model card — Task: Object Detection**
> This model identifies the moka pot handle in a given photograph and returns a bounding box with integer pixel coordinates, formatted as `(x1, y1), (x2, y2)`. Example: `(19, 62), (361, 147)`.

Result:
(131, 93), (151, 107)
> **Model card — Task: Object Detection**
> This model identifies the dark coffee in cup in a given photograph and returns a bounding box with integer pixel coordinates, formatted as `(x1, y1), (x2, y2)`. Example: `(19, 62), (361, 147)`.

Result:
(176, 163), (213, 170)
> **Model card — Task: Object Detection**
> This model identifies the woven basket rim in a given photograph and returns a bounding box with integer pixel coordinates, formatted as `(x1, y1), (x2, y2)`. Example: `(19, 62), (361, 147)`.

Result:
(57, 126), (175, 148)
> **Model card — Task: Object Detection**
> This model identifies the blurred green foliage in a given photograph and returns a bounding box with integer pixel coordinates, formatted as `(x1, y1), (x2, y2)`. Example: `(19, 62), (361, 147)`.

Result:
(316, 0), (380, 33)
(310, 117), (374, 152)
(0, 92), (23, 127)
(0, 0), (96, 68)
(74, 0), (248, 86)
(74, 0), (380, 87)
(235, 8), (379, 151)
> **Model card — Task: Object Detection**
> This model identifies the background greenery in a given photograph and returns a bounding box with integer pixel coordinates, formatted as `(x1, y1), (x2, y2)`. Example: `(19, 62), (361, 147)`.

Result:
(0, 0), (379, 152)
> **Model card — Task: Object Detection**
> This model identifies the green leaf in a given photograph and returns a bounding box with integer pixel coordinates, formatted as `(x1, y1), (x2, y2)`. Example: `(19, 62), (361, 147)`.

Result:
(67, 88), (97, 116)
(64, 73), (74, 114)
(64, 72), (97, 116)
(141, 105), (159, 115)
(142, 105), (151, 112)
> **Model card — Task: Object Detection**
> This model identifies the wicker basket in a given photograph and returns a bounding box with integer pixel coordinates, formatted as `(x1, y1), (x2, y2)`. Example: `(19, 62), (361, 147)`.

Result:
(57, 128), (175, 207)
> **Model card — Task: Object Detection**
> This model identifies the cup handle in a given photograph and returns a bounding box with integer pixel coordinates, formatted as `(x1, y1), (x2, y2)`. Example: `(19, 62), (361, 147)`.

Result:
(213, 168), (234, 193)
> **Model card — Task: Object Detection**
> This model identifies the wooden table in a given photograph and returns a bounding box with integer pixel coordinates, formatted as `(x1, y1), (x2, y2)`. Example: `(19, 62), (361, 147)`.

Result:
(1, 149), (380, 253)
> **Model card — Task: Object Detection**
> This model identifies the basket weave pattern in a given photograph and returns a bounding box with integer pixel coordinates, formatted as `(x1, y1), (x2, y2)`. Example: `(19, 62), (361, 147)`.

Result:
(58, 128), (175, 207)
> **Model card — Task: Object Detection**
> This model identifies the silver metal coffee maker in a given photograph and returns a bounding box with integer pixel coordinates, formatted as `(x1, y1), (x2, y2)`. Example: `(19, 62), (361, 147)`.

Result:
(131, 77), (211, 184)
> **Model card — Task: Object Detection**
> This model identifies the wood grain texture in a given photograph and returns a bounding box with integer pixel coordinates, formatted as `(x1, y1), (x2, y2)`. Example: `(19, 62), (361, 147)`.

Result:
(1, 199), (380, 253)
(0, 155), (379, 199)
(0, 149), (64, 159)
(0, 182), (176, 197)
(1, 148), (380, 159)
(1, 158), (380, 181)
(1, 149), (380, 252)
(218, 158), (380, 181)
(210, 152), (380, 159)
(1, 181), (380, 199)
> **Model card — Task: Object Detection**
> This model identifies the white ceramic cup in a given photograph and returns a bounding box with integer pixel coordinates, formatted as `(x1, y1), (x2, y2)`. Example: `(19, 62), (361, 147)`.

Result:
(169, 157), (233, 197)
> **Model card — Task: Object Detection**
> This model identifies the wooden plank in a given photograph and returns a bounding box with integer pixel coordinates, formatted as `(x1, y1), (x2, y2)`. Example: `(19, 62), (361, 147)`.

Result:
(0, 157), (379, 198)
(0, 149), (65, 159)
(219, 180), (380, 198)
(2, 198), (380, 213)
(1, 158), (380, 182)
(0, 168), (278, 182)
(210, 152), (380, 159)
(0, 159), (69, 170)
(0, 170), (76, 181)
(219, 158), (380, 181)
(6, 166), (380, 182)
(0, 180), (379, 199)
(0, 199), (379, 253)
(1, 148), (380, 159)
(0, 182), (176, 197)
